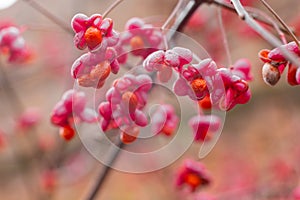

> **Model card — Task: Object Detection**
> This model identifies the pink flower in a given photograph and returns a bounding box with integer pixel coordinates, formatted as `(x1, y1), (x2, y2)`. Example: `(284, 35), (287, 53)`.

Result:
(98, 74), (152, 143)
(71, 47), (120, 88)
(189, 115), (221, 141)
(176, 159), (211, 192)
(293, 186), (300, 200)
(71, 13), (118, 52)
(172, 57), (251, 110)
(50, 89), (97, 141)
(259, 41), (300, 86)
(215, 67), (251, 111)
(151, 104), (179, 136)
(17, 107), (41, 130)
(287, 63), (300, 86)
(117, 17), (163, 60)
(0, 26), (31, 63)
(230, 58), (253, 81)
(173, 59), (217, 101)
(143, 47), (193, 82)
(268, 41), (300, 62)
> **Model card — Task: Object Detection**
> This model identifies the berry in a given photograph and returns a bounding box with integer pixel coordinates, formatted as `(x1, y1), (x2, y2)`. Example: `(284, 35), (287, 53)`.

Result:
(130, 36), (144, 49)
(121, 91), (138, 114)
(151, 104), (179, 136)
(189, 115), (220, 141)
(59, 126), (75, 141)
(0, 26), (32, 63)
(51, 89), (97, 140)
(71, 13), (118, 51)
(120, 126), (139, 144)
(191, 78), (207, 96)
(198, 95), (211, 110)
(84, 26), (103, 50)
(71, 48), (120, 89)
(262, 62), (280, 86)
(259, 41), (300, 86)
(176, 159), (211, 192)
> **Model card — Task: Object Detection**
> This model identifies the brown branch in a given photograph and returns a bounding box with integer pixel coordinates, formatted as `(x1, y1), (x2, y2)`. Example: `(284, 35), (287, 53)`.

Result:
(22, 0), (73, 34)
(167, 0), (204, 41)
(0, 63), (42, 199)
(103, 0), (125, 18)
(208, 0), (293, 36)
(230, 0), (300, 67)
(161, 0), (184, 31)
(258, 0), (300, 47)
(85, 139), (124, 200)
(217, 7), (232, 65)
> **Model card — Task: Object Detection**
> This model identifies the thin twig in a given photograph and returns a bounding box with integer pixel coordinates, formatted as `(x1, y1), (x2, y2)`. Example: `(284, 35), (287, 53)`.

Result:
(22, 0), (73, 34)
(258, 0), (300, 47)
(245, 6), (287, 44)
(0, 65), (24, 114)
(103, 0), (125, 18)
(161, 0), (184, 32)
(231, 0), (300, 67)
(0, 63), (41, 199)
(217, 7), (232, 66)
(209, 0), (292, 35)
(167, 0), (203, 42)
(85, 139), (124, 200)
(161, 0), (184, 49)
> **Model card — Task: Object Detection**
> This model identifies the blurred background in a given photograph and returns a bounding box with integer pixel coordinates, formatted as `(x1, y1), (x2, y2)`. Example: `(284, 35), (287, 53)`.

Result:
(0, 0), (300, 199)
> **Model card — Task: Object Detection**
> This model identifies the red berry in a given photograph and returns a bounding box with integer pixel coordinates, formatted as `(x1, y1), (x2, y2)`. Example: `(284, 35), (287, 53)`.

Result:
(198, 94), (212, 110)
(191, 78), (207, 95)
(130, 36), (144, 49)
(84, 26), (103, 49)
(262, 62), (280, 86)
(59, 126), (75, 141)
(157, 64), (172, 83)
(90, 61), (111, 81)
(121, 92), (138, 114)
(120, 126), (139, 144)
(287, 64), (298, 86)
(161, 125), (174, 136)
(258, 49), (271, 63)
(184, 172), (202, 190)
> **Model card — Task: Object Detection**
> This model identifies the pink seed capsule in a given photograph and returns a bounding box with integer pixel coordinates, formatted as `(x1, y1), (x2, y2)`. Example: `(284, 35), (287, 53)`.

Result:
(262, 63), (281, 86)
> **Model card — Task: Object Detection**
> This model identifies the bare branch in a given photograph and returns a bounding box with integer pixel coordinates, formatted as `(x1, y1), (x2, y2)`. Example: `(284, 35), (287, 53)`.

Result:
(22, 0), (73, 34)
(85, 139), (124, 200)
(161, 0), (184, 31)
(258, 0), (300, 47)
(209, 0), (293, 36)
(217, 7), (232, 65)
(231, 0), (300, 67)
(103, 0), (125, 18)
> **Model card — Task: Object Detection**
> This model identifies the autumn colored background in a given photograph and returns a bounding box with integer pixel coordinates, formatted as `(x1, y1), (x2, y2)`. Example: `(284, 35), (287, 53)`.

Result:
(0, 0), (300, 199)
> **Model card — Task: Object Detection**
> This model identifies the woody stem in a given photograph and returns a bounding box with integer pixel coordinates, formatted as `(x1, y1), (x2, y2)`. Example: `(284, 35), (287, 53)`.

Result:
(103, 0), (125, 18)
(85, 139), (124, 200)
(258, 0), (300, 47)
(22, 0), (73, 34)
